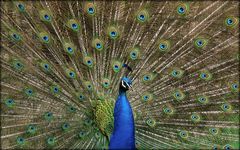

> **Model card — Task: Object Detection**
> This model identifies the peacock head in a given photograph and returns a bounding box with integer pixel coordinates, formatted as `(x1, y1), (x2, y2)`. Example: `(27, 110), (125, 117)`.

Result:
(120, 76), (132, 91)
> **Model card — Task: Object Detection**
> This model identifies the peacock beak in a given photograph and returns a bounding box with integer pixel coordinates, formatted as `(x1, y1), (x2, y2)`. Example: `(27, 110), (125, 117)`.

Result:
(128, 84), (132, 89)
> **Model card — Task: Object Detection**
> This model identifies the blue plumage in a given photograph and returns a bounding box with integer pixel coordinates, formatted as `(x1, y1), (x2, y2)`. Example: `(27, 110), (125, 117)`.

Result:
(109, 77), (135, 149)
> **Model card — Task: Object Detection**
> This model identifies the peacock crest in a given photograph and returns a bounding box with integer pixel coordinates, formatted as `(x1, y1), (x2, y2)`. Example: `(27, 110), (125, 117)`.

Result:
(0, 1), (239, 149)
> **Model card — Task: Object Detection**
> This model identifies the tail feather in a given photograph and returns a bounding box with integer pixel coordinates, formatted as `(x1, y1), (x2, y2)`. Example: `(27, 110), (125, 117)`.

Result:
(1, 1), (239, 149)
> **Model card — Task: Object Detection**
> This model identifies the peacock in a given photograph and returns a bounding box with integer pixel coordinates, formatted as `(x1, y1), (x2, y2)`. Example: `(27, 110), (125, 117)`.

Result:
(109, 74), (135, 149)
(0, 0), (239, 149)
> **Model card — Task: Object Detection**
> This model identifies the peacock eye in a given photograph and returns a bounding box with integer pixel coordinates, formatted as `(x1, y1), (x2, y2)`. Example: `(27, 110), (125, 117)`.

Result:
(178, 7), (184, 13)
(62, 122), (70, 130)
(232, 84), (238, 89)
(84, 56), (94, 68)
(44, 64), (49, 68)
(199, 70), (212, 81)
(225, 17), (238, 28)
(209, 128), (219, 135)
(129, 48), (140, 60)
(177, 3), (189, 16)
(44, 14), (50, 20)
(13, 34), (19, 39)
(108, 26), (119, 39)
(111, 31), (116, 37)
(67, 19), (80, 31)
(54, 87), (58, 92)
(67, 47), (73, 52)
(17, 137), (26, 145)
(223, 144), (231, 150)
(171, 70), (180, 77)
(13, 60), (24, 71)
(197, 40), (203, 46)
(141, 92), (153, 102)
(87, 60), (92, 64)
(17, 3), (25, 12)
(70, 71), (75, 77)
(79, 131), (86, 138)
(191, 113), (201, 122)
(171, 69), (184, 78)
(88, 7), (94, 14)
(227, 18), (233, 25)
(143, 75), (150, 81)
(77, 93), (85, 101)
(71, 23), (77, 29)
(43, 36), (49, 41)
(11, 32), (21, 41)
(136, 9), (149, 23)
(159, 44), (166, 50)
(194, 38), (208, 49)
(158, 39), (171, 52)
(221, 103), (231, 112)
(92, 38), (104, 51)
(201, 73), (206, 78)
(179, 130), (188, 138)
(181, 132), (186, 136)
(5, 98), (15, 108)
(146, 118), (156, 127)
(18, 4), (24, 9)
(138, 14), (145, 21)
(165, 108), (170, 113)
(130, 51), (137, 59)
(96, 43), (101, 48)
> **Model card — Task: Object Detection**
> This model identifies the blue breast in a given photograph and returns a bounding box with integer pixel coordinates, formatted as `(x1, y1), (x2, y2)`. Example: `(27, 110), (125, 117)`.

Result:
(109, 92), (135, 149)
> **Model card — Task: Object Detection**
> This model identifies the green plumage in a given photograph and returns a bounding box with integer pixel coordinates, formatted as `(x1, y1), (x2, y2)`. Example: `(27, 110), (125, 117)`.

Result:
(0, 1), (239, 150)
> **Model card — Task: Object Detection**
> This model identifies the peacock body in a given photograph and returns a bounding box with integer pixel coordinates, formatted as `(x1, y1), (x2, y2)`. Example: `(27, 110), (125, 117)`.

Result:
(0, 1), (239, 150)
(109, 76), (135, 149)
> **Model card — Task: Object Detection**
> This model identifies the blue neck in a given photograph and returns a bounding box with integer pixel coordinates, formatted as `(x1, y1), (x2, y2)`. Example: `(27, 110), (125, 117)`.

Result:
(118, 88), (127, 95)
(109, 89), (135, 149)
